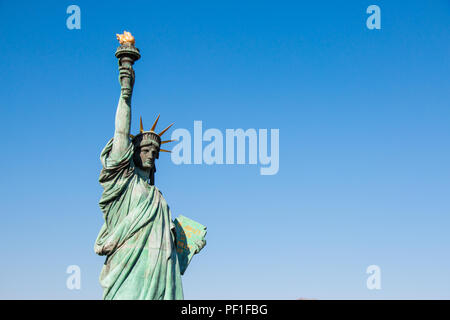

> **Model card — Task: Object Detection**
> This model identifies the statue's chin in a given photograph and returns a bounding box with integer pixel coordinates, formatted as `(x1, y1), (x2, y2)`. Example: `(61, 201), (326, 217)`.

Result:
(140, 163), (154, 171)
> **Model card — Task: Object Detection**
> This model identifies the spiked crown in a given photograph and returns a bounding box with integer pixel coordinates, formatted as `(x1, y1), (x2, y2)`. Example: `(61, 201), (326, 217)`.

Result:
(130, 115), (175, 153)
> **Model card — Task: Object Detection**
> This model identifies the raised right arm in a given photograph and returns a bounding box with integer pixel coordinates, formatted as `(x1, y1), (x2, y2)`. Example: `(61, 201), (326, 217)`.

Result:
(110, 66), (135, 159)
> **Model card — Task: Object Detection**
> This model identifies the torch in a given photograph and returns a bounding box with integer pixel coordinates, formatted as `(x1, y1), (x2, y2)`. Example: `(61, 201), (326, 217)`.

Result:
(115, 31), (140, 98)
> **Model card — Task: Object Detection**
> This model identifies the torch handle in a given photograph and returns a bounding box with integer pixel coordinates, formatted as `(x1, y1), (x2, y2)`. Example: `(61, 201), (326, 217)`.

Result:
(118, 58), (136, 99)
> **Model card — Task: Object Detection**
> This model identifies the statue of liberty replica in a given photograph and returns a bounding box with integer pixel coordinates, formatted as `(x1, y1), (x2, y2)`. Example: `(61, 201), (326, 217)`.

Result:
(94, 31), (206, 300)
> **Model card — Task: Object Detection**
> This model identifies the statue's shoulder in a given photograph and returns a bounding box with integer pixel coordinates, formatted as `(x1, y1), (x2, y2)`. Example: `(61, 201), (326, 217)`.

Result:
(154, 186), (163, 196)
(154, 187), (167, 203)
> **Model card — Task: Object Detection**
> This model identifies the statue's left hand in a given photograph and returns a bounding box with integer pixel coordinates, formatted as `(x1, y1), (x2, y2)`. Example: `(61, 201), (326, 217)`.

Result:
(193, 239), (206, 254)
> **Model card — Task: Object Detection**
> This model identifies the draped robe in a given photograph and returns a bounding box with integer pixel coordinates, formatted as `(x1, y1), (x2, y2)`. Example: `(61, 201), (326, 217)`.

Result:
(94, 138), (183, 300)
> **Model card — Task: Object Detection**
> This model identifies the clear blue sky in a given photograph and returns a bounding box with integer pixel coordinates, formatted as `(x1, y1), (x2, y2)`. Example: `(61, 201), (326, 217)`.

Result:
(0, 0), (449, 299)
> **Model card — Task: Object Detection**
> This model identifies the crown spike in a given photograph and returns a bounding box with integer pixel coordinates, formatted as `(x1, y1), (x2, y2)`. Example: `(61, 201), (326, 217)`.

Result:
(158, 123), (174, 137)
(140, 117), (144, 133)
(160, 149), (171, 153)
(150, 114), (160, 132)
(161, 139), (177, 144)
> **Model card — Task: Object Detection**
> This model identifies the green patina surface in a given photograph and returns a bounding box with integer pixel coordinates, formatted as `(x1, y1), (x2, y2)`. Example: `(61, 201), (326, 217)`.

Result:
(94, 36), (205, 300)
(95, 139), (184, 299)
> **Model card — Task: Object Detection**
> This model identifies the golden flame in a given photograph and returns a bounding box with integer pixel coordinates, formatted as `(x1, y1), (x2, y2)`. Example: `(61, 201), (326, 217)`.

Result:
(116, 31), (135, 45)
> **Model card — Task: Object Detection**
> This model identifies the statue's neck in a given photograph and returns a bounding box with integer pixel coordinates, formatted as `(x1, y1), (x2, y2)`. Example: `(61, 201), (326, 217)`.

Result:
(135, 167), (155, 185)
(136, 167), (150, 181)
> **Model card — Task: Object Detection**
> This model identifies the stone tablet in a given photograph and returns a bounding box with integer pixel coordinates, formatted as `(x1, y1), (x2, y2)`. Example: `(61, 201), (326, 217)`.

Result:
(174, 215), (207, 275)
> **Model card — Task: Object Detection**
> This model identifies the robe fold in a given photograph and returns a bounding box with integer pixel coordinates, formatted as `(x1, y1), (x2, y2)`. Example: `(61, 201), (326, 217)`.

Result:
(94, 138), (183, 300)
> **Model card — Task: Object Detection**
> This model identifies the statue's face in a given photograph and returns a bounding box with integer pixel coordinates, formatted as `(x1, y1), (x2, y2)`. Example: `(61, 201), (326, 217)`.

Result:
(135, 144), (159, 171)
